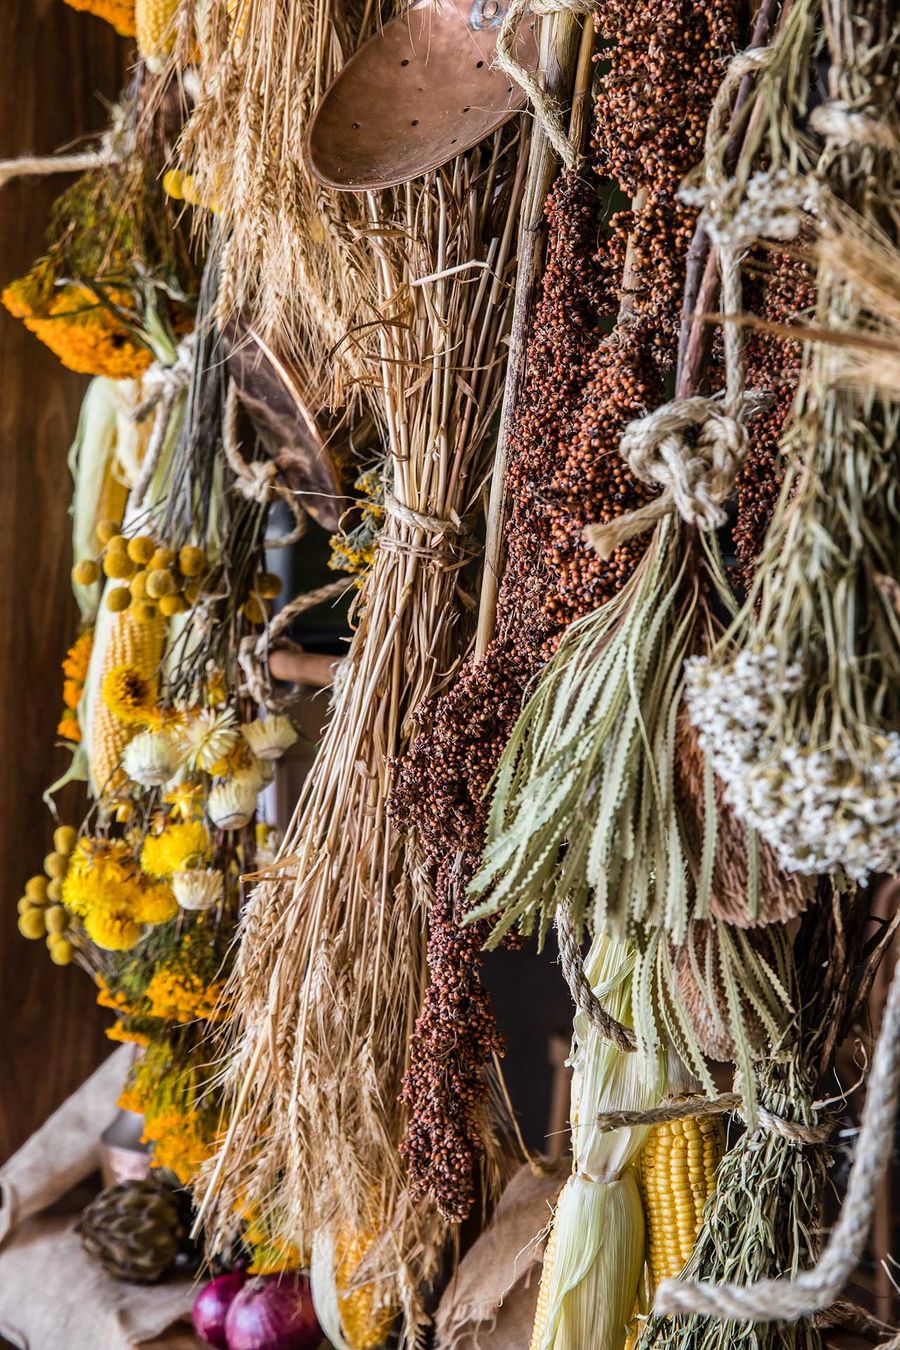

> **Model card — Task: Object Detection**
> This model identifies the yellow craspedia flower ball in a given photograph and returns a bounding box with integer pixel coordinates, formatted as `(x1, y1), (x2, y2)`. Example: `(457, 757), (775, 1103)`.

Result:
(106, 586), (133, 613)
(178, 545), (206, 578)
(141, 821), (211, 879)
(146, 568), (176, 599)
(158, 593), (187, 618)
(72, 558), (100, 586)
(126, 535), (156, 565)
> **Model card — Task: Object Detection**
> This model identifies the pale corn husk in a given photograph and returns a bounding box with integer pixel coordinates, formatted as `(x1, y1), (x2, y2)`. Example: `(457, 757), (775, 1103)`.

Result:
(531, 934), (662, 1350)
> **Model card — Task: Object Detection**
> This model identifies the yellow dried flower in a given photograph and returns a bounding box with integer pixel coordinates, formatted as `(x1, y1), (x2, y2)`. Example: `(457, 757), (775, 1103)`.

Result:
(141, 820), (211, 879)
(72, 558), (100, 586)
(134, 882), (179, 924)
(62, 679), (82, 710)
(158, 593), (187, 617)
(106, 586), (133, 613)
(146, 567), (176, 599)
(54, 825), (77, 854)
(57, 714), (82, 742)
(134, 600), (160, 623)
(126, 535), (156, 564)
(95, 520), (121, 547)
(85, 908), (142, 951)
(130, 570), (149, 598)
(163, 781), (204, 820)
(256, 572), (283, 600)
(178, 545), (206, 578)
(103, 550), (136, 581)
(106, 1021), (150, 1047)
(62, 631), (93, 681)
(48, 937), (75, 965)
(242, 596), (267, 625)
(3, 276), (151, 379)
(144, 967), (224, 1023)
(25, 875), (48, 903)
(102, 664), (156, 724)
(149, 547), (175, 570)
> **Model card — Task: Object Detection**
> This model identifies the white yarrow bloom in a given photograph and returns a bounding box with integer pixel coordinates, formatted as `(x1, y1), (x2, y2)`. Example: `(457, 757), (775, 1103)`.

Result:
(686, 645), (900, 880)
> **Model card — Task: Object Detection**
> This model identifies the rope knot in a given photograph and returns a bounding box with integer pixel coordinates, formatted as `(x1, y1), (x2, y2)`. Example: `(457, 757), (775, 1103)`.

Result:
(235, 458), (278, 503)
(621, 396), (746, 531)
(586, 393), (760, 559)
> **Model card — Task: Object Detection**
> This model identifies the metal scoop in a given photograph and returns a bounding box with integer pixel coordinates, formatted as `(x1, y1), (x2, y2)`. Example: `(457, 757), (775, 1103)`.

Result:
(306, 0), (538, 191)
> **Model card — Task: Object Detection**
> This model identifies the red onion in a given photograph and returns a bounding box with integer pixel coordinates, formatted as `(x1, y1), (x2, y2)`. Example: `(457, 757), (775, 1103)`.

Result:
(192, 1272), (248, 1349)
(224, 1273), (321, 1350)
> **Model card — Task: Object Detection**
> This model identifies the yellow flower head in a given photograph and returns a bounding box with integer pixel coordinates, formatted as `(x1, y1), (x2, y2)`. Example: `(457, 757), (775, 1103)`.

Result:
(106, 1022), (150, 1047)
(102, 665), (156, 725)
(3, 277), (151, 380)
(144, 967), (225, 1024)
(163, 780), (205, 821)
(85, 907), (142, 951)
(134, 882), (179, 925)
(141, 821), (211, 879)
(63, 0), (136, 37)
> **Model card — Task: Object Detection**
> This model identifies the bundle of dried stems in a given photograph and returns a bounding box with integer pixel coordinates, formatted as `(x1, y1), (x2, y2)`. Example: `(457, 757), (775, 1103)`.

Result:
(196, 130), (528, 1343)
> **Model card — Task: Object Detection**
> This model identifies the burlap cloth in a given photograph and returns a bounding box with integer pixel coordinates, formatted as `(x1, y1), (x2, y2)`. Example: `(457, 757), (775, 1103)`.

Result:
(434, 1160), (567, 1350)
(0, 1047), (195, 1350)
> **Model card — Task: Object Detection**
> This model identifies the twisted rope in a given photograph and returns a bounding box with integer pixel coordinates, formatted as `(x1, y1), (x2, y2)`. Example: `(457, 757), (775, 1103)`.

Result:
(494, 0), (594, 172)
(654, 952), (900, 1323)
(223, 380), (307, 546)
(237, 579), (351, 711)
(586, 46), (776, 558)
(132, 334), (196, 505)
(595, 1091), (832, 1146)
(555, 903), (637, 1053)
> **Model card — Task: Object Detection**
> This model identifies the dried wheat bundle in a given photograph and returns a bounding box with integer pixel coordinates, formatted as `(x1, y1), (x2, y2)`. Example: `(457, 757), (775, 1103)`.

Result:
(174, 0), (384, 396)
(196, 134), (526, 1347)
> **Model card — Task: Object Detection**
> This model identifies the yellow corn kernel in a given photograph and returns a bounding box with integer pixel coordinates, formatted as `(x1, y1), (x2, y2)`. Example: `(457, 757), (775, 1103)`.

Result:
(529, 1216), (558, 1350)
(91, 609), (165, 790)
(334, 1229), (396, 1350)
(135, 0), (179, 64)
(639, 1115), (725, 1289)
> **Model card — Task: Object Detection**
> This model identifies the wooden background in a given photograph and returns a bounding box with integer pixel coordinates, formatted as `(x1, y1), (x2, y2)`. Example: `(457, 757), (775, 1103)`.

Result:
(0, 2), (125, 1161)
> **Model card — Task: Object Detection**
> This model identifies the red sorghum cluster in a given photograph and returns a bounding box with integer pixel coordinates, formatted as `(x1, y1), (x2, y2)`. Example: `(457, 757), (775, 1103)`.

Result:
(392, 0), (744, 1223)
(733, 248), (817, 595)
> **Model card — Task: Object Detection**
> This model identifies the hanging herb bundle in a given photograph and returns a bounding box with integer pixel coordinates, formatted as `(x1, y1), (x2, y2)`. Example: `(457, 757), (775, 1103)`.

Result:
(686, 3), (900, 884)
(468, 1), (821, 955)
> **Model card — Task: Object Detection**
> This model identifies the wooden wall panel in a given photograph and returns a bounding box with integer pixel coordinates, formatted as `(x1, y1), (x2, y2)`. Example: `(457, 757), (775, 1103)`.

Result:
(0, 2), (125, 1161)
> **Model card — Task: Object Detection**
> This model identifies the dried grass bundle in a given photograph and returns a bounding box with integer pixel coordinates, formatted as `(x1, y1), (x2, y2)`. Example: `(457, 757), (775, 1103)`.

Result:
(197, 134), (527, 1345)
(174, 0), (384, 397)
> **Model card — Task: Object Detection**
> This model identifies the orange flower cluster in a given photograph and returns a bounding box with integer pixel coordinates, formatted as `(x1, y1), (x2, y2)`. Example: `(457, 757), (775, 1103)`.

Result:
(58, 630), (93, 744)
(63, 0), (136, 36)
(3, 275), (152, 380)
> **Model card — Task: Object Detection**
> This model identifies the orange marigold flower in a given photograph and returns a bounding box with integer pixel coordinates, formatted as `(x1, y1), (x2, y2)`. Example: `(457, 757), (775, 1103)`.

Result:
(62, 678), (82, 710)
(58, 714), (82, 742)
(64, 0), (136, 34)
(62, 631), (93, 682)
(3, 276), (152, 381)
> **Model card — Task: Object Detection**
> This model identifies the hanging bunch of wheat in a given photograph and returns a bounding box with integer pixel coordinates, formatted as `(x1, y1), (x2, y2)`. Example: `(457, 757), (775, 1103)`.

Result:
(174, 0), (383, 398)
(196, 133), (527, 1345)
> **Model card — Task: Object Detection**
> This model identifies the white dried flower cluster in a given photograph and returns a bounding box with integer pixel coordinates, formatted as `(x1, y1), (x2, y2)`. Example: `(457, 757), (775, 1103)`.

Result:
(686, 644), (900, 881)
(681, 169), (820, 251)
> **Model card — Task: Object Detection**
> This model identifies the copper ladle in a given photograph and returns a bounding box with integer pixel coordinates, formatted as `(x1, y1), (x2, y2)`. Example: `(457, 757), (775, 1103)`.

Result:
(306, 0), (538, 191)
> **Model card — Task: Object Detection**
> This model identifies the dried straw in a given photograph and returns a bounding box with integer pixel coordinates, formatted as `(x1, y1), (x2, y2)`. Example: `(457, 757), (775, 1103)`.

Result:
(195, 132), (528, 1344)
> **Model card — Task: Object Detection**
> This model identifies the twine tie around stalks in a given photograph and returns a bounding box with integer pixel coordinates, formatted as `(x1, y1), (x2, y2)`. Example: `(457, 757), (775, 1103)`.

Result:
(222, 379), (307, 546)
(594, 1091), (833, 1147)
(133, 334), (196, 504)
(653, 951), (900, 1324)
(495, 0), (594, 171)
(586, 395), (752, 559)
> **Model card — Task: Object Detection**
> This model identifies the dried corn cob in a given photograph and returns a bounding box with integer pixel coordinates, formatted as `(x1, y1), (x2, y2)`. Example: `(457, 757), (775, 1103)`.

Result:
(91, 609), (165, 791)
(639, 1115), (725, 1287)
(334, 1228), (396, 1350)
(135, 0), (178, 66)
